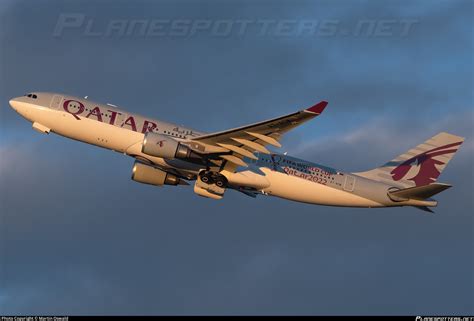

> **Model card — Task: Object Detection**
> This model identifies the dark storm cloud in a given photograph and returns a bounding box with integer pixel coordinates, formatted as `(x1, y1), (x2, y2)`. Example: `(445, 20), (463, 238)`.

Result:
(1, 0), (470, 129)
(292, 110), (473, 171)
(1, 0), (472, 315)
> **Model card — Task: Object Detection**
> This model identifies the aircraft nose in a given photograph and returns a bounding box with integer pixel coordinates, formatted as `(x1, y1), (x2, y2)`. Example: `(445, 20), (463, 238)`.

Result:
(9, 98), (19, 111)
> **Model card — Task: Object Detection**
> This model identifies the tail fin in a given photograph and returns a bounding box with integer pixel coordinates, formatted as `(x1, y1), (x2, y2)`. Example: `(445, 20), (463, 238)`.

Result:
(356, 132), (464, 188)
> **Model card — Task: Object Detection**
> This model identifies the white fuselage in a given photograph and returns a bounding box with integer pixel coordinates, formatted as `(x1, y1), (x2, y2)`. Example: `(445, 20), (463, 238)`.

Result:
(10, 92), (398, 208)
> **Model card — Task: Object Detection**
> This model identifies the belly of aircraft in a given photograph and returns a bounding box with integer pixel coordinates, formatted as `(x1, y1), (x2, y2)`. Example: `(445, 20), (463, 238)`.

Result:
(261, 168), (383, 207)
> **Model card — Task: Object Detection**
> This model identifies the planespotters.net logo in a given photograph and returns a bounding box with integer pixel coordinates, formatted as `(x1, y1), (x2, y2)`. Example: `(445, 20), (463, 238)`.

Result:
(52, 13), (419, 39)
(416, 317), (474, 321)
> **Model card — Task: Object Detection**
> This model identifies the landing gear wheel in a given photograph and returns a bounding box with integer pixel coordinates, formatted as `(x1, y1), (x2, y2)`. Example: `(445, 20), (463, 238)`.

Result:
(200, 171), (214, 184)
(215, 176), (227, 188)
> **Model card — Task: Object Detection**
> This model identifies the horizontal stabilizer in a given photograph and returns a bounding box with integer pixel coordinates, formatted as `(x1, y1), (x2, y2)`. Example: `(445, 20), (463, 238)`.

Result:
(388, 183), (452, 201)
(414, 206), (435, 213)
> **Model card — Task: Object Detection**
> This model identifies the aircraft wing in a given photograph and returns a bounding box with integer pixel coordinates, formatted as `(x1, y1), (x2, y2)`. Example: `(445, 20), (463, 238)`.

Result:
(190, 101), (328, 168)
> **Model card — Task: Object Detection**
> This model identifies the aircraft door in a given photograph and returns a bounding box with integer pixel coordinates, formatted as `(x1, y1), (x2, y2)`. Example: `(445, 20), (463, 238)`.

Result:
(50, 95), (63, 110)
(343, 175), (356, 192)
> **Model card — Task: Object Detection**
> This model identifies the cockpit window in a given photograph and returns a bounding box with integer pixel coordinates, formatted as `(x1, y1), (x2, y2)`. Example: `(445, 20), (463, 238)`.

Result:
(25, 93), (37, 99)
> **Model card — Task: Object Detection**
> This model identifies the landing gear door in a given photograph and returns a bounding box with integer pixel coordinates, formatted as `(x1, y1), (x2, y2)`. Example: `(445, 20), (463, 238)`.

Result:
(50, 95), (63, 110)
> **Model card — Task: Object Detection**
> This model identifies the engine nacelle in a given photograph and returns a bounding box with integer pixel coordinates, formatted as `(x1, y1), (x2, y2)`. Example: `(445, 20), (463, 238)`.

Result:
(131, 162), (181, 186)
(142, 132), (201, 160)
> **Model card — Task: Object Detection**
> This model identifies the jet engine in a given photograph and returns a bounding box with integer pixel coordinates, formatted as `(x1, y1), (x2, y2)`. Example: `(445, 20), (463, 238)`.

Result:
(141, 132), (201, 161)
(131, 162), (185, 186)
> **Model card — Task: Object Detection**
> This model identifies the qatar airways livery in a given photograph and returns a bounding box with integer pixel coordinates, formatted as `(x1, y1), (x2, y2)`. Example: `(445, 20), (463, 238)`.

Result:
(9, 92), (464, 212)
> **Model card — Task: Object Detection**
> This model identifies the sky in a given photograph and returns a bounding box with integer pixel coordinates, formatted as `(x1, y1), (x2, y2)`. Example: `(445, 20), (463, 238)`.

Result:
(0, 0), (473, 315)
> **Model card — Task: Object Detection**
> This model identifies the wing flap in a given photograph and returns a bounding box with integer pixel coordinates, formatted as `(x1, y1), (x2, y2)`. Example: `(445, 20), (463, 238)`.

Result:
(219, 155), (248, 167)
(190, 100), (327, 173)
(230, 138), (271, 154)
(216, 143), (258, 160)
(245, 132), (282, 147)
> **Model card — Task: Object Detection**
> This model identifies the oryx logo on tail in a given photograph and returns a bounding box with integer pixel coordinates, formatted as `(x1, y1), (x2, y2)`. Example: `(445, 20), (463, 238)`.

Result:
(391, 141), (463, 186)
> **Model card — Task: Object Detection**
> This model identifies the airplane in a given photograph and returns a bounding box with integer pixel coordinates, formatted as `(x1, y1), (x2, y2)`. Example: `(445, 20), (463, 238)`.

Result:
(9, 92), (465, 212)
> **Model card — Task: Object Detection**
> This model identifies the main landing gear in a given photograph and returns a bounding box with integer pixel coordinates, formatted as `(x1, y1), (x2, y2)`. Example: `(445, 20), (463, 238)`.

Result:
(199, 171), (228, 188)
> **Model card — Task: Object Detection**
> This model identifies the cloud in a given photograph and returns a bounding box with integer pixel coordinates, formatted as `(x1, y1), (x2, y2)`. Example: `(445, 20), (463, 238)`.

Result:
(1, 0), (472, 315)
(291, 110), (473, 171)
(2, 112), (472, 315)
